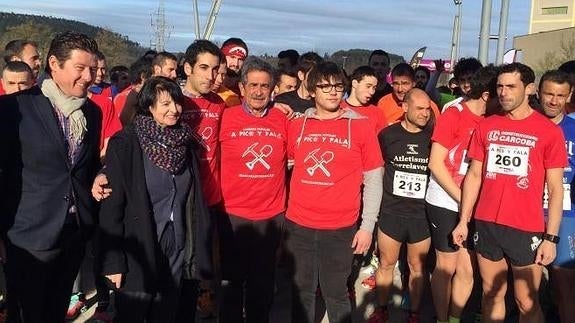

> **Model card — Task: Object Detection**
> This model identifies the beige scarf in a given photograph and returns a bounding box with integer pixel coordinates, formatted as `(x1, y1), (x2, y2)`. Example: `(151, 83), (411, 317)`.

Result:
(41, 79), (87, 142)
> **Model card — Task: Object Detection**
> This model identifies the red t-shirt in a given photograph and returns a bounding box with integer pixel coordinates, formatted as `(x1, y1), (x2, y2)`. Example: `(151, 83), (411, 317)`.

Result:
(468, 111), (567, 232)
(340, 100), (388, 134)
(89, 90), (122, 150)
(432, 102), (483, 186)
(181, 92), (226, 206)
(219, 106), (288, 220)
(113, 85), (133, 117)
(287, 111), (383, 229)
(0, 81), (5, 96)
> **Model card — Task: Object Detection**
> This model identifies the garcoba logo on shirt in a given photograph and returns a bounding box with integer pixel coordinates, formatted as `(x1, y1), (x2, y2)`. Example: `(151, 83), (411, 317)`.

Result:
(486, 130), (537, 147)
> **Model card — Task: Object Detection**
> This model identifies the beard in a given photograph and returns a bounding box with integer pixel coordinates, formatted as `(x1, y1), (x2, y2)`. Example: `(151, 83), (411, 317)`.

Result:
(227, 69), (239, 78)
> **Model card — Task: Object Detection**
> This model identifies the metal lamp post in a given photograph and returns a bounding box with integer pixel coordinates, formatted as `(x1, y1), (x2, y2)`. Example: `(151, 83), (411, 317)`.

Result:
(450, 0), (463, 71)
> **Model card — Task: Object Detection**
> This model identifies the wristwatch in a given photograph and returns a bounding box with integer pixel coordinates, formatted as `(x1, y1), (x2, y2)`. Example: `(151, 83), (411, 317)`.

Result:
(542, 233), (560, 244)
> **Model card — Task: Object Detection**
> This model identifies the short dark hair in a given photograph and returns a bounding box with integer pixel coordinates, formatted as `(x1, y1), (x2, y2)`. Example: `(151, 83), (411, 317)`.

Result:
(414, 66), (430, 79)
(391, 63), (415, 81)
(278, 49), (300, 66)
(558, 60), (575, 74)
(109, 65), (129, 82)
(137, 76), (185, 117)
(240, 56), (276, 88)
(557, 61), (575, 104)
(277, 65), (298, 80)
(44, 31), (98, 75)
(368, 50), (390, 65)
(142, 50), (158, 59)
(539, 69), (572, 91)
(152, 51), (177, 68)
(306, 61), (346, 93)
(350, 65), (377, 82)
(129, 56), (153, 85)
(3, 39), (38, 63)
(499, 62), (535, 86)
(297, 51), (323, 75)
(183, 40), (221, 69)
(2, 60), (33, 74)
(467, 64), (500, 100)
(453, 57), (482, 80)
(95, 50), (106, 61)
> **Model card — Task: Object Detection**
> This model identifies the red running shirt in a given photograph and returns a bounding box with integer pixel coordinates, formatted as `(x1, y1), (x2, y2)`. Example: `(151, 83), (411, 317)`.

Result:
(468, 112), (567, 232)
(181, 92), (226, 206)
(340, 100), (388, 134)
(219, 106), (288, 220)
(432, 102), (483, 186)
(89, 90), (122, 150)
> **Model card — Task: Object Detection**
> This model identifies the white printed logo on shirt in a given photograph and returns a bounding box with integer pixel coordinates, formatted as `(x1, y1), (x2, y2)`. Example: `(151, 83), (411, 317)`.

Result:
(242, 142), (273, 170)
(304, 148), (334, 177)
(193, 126), (214, 152)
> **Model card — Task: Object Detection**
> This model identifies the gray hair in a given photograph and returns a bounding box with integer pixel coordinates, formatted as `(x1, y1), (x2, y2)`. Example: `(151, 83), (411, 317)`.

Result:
(240, 56), (277, 88)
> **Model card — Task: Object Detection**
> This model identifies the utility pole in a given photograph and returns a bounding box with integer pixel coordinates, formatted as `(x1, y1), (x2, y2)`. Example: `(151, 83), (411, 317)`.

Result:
(193, 0), (201, 40)
(478, 0), (511, 65)
(203, 0), (223, 40)
(478, 0), (492, 64)
(150, 0), (173, 51)
(495, 0), (511, 65)
(450, 0), (463, 70)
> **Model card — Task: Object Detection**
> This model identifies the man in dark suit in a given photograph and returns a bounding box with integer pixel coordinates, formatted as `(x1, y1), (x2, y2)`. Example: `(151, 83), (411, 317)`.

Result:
(0, 31), (102, 323)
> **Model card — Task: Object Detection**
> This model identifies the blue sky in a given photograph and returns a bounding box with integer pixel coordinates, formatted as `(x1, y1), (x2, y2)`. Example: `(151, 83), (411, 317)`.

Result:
(0, 0), (530, 61)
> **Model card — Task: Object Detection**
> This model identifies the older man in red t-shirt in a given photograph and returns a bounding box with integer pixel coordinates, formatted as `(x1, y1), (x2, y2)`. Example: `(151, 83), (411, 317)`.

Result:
(218, 56), (288, 323)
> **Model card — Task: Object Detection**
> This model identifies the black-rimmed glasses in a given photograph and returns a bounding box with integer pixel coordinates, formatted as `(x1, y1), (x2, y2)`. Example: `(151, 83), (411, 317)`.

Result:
(316, 83), (345, 93)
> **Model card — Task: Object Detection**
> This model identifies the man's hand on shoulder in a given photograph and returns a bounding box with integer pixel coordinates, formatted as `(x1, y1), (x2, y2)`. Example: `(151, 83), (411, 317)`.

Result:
(274, 103), (301, 120)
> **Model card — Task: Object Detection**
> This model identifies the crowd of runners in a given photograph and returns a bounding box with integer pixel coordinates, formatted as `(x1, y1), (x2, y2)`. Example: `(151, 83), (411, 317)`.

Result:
(0, 31), (574, 323)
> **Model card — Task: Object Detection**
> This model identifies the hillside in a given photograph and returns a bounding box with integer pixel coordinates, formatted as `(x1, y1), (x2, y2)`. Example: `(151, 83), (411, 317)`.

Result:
(0, 12), (148, 68)
(0, 12), (406, 74)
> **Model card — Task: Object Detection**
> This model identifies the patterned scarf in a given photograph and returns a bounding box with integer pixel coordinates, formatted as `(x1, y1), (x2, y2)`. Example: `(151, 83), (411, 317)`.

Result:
(133, 115), (192, 174)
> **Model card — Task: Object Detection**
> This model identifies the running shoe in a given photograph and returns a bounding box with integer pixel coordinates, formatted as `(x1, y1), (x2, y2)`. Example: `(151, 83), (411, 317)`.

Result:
(361, 274), (376, 290)
(362, 255), (380, 275)
(66, 293), (87, 320)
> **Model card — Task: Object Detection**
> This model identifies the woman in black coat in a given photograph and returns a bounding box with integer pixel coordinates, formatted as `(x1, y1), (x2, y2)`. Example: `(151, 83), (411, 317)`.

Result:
(98, 76), (212, 322)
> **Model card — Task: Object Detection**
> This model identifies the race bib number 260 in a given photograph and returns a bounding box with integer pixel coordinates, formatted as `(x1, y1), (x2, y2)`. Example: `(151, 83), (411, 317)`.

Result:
(486, 144), (529, 176)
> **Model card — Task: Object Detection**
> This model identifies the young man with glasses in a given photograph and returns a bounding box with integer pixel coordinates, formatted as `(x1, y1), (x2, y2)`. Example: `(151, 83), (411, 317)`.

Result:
(285, 61), (383, 323)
